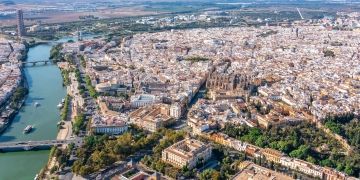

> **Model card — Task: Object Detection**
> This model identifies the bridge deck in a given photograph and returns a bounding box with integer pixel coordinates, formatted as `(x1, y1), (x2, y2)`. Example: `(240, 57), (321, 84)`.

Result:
(0, 139), (77, 150)
(22, 60), (51, 64)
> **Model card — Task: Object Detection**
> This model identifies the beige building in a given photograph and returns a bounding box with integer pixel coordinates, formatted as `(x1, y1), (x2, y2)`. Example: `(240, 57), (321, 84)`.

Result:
(233, 161), (294, 180)
(129, 104), (175, 132)
(261, 148), (283, 164)
(91, 115), (128, 135)
(322, 167), (346, 180)
(162, 138), (212, 169)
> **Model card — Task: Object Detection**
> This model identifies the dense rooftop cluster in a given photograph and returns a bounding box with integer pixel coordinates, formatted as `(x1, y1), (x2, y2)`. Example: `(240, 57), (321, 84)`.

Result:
(0, 39), (25, 133)
(0, 39), (24, 107)
(112, 26), (360, 119)
(60, 22), (360, 179)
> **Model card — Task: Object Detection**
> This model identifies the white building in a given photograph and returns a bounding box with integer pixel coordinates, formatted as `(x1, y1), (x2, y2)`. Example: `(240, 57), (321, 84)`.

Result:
(170, 103), (182, 119)
(280, 156), (294, 168)
(282, 158), (323, 178)
(292, 159), (323, 178)
(91, 115), (128, 135)
(230, 138), (248, 152)
(130, 94), (158, 108)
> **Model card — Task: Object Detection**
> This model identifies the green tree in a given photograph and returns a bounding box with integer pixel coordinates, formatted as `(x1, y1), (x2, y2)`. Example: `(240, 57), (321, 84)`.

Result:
(255, 135), (267, 147)
(344, 165), (354, 176)
(73, 114), (86, 135)
(50, 43), (64, 61)
(306, 156), (316, 164)
(289, 145), (310, 159)
(11, 87), (28, 103)
(277, 140), (292, 153)
(320, 159), (334, 167)
(79, 165), (93, 176)
(199, 169), (220, 180)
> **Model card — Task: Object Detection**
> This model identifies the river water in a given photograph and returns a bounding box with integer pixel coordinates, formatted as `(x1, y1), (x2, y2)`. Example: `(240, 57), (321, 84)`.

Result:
(0, 43), (66, 179)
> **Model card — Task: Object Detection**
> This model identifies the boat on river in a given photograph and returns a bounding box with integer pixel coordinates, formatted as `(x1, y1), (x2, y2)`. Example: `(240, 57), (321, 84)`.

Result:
(34, 102), (40, 107)
(23, 125), (33, 134)
(57, 103), (63, 108)
(58, 98), (66, 108)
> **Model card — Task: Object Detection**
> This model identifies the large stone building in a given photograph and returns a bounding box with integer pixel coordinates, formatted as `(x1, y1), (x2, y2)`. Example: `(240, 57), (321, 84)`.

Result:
(206, 72), (236, 91)
(129, 104), (176, 132)
(162, 138), (212, 169)
(130, 94), (160, 108)
(91, 115), (128, 135)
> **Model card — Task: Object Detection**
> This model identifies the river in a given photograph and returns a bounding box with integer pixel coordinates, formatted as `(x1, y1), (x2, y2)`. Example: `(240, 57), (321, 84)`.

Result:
(0, 43), (66, 179)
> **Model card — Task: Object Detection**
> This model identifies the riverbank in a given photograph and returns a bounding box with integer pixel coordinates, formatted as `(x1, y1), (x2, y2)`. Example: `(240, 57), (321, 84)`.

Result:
(38, 57), (75, 179)
(57, 94), (72, 141)
(0, 90), (26, 134)
(0, 59), (29, 135)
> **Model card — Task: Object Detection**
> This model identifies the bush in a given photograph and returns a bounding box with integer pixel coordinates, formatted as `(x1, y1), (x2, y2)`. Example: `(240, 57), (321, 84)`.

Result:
(323, 50), (335, 57)
(185, 56), (209, 62)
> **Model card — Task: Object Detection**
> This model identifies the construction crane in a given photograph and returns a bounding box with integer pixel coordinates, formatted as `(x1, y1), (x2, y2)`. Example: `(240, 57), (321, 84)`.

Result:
(296, 8), (304, 20)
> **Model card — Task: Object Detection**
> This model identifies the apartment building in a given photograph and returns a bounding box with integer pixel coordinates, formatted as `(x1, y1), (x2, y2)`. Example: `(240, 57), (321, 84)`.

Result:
(233, 161), (294, 180)
(261, 148), (283, 164)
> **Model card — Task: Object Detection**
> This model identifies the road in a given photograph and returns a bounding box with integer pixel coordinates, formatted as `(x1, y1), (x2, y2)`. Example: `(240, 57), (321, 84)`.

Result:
(73, 54), (97, 118)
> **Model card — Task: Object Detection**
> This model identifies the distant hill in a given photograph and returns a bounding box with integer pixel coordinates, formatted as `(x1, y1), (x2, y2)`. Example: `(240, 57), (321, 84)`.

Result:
(3, 0), (356, 5)
(0, 0), (15, 5)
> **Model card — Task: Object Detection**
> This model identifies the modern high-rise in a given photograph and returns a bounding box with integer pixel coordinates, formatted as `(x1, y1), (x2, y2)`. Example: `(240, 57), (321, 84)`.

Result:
(17, 9), (25, 37)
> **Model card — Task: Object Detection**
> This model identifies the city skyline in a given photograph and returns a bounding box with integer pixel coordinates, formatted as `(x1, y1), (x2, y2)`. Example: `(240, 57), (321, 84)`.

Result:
(0, 1), (360, 180)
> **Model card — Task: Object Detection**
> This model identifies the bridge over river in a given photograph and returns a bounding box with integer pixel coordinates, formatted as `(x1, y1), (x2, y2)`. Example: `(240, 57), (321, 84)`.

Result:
(0, 139), (82, 152)
(21, 60), (52, 66)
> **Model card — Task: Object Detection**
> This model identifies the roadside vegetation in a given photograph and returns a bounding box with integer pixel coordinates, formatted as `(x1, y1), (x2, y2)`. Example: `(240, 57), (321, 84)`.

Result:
(73, 113), (86, 135)
(79, 55), (86, 68)
(60, 69), (71, 86)
(185, 56), (209, 62)
(60, 95), (71, 121)
(85, 75), (98, 98)
(73, 69), (86, 96)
